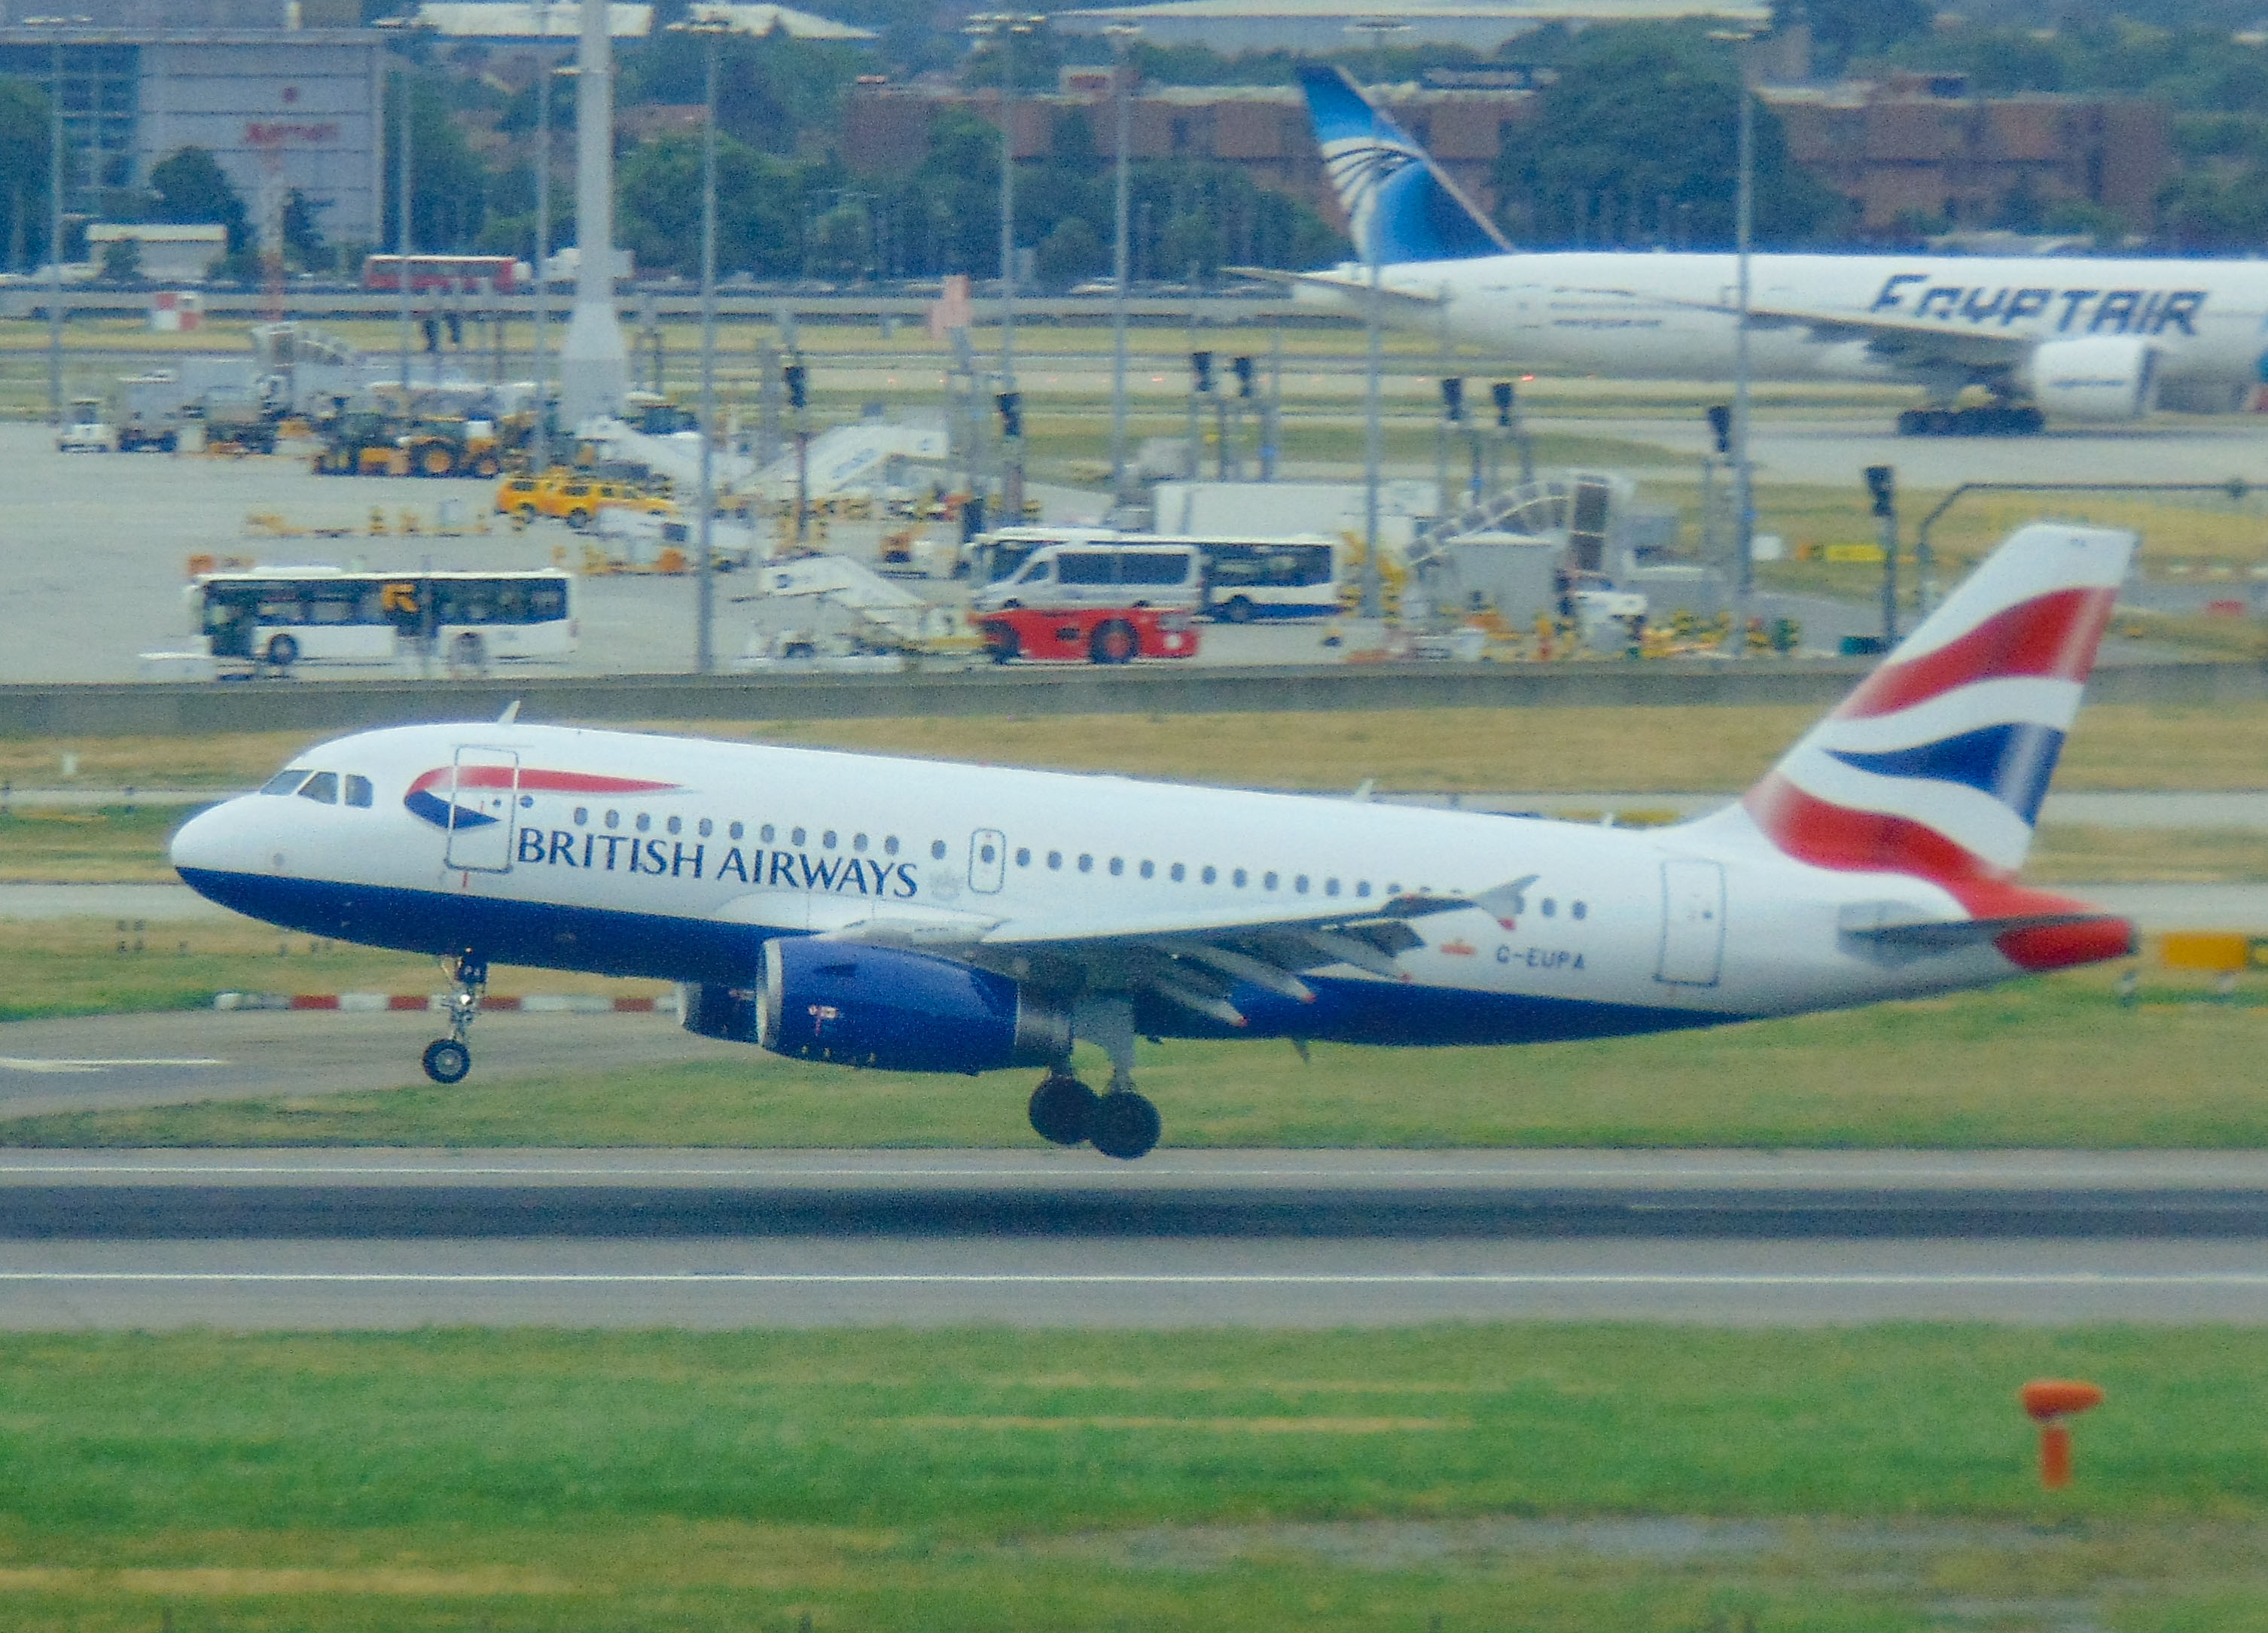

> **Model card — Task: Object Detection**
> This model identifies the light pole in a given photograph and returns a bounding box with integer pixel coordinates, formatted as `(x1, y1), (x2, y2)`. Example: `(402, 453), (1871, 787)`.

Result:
(1105, 23), (1138, 504)
(1712, 29), (1760, 653)
(531, 7), (556, 471)
(966, 11), (1041, 522)
(669, 14), (730, 675)
(28, 17), (87, 428)
(1347, 18), (1407, 620)
(375, 21), (422, 408)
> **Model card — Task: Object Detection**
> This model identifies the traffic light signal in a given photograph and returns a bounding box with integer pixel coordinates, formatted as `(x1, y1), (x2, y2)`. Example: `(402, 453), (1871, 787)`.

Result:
(1190, 350), (1214, 392)
(1491, 381), (1514, 427)
(996, 390), (1023, 440)
(1230, 355), (1254, 398)
(1864, 464), (1895, 519)
(782, 361), (807, 411)
(1440, 376), (1465, 422)
(1706, 404), (1730, 455)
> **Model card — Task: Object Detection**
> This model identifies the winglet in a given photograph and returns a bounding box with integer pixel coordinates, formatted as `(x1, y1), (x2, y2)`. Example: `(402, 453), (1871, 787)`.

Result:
(497, 699), (522, 725)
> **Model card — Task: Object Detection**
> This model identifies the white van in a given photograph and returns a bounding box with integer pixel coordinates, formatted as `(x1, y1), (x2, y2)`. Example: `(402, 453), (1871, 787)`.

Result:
(971, 541), (1204, 614)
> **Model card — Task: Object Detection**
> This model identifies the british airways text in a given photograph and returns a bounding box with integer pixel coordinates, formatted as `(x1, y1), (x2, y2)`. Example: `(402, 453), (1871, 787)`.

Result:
(514, 828), (920, 897)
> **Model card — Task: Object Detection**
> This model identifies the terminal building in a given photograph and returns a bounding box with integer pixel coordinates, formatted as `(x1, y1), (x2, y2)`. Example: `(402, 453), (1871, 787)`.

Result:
(0, 0), (383, 265)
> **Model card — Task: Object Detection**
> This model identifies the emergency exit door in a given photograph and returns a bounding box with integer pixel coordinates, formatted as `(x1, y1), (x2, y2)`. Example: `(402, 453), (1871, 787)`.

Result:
(968, 829), (1007, 894)
(444, 747), (520, 873)
(1656, 858), (1725, 986)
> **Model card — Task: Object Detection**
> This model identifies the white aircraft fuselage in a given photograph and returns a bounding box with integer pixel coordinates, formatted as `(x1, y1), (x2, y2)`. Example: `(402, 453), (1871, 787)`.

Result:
(1298, 250), (2265, 399)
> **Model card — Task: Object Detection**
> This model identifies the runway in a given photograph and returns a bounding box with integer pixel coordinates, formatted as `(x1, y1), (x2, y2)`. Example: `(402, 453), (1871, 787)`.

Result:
(0, 1149), (2263, 1329)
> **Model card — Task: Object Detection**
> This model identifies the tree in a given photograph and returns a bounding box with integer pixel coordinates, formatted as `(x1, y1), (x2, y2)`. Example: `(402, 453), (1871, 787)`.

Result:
(282, 188), (328, 272)
(147, 146), (251, 251)
(1493, 26), (1841, 247)
(98, 234), (139, 282)
(1784, 0), (1931, 72)
(617, 129), (815, 279)
(1035, 215), (1101, 285)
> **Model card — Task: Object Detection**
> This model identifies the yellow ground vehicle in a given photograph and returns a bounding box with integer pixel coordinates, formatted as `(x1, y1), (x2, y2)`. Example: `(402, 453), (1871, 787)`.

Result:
(494, 471), (673, 529)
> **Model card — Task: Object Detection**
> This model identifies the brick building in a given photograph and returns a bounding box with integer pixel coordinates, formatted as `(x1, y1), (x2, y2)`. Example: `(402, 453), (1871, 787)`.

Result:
(1763, 72), (2172, 236)
(842, 75), (1533, 227)
(841, 68), (2174, 245)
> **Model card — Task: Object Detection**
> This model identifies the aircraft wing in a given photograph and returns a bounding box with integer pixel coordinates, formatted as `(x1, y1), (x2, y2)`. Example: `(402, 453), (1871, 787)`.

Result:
(814, 876), (1538, 1028)
(1566, 285), (2035, 367)
(1224, 266), (1447, 310)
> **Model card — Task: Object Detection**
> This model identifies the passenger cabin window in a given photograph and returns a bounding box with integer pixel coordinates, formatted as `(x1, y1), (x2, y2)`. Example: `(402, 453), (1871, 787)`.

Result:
(297, 771), (340, 804)
(261, 769), (310, 795)
(1057, 551), (1117, 586)
(343, 775), (374, 808)
(1120, 552), (1193, 586)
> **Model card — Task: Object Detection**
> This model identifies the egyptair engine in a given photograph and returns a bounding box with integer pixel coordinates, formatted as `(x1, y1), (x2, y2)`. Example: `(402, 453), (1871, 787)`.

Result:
(682, 940), (1071, 1074)
(2024, 336), (2160, 422)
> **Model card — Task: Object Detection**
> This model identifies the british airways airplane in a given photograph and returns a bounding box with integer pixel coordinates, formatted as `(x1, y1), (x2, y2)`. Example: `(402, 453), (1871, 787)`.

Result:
(1280, 66), (2268, 434)
(172, 523), (2136, 1159)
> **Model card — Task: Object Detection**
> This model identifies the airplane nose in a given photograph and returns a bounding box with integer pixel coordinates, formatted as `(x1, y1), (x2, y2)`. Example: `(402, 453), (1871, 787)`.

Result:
(170, 800), (244, 882)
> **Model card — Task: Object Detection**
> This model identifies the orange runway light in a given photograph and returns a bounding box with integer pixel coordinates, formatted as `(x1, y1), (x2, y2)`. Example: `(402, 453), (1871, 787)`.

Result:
(2020, 1379), (2105, 1490)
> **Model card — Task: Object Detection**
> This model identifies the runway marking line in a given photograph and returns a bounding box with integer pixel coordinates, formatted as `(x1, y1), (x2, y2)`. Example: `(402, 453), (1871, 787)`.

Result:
(0, 1059), (227, 1074)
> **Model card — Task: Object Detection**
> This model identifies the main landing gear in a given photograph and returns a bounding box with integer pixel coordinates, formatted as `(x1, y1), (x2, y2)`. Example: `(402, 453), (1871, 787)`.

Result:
(421, 952), (487, 1085)
(1026, 995), (1162, 1160)
(1896, 404), (2045, 437)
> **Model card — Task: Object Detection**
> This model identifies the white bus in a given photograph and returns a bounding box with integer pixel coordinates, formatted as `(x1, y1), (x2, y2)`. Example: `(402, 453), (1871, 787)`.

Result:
(970, 541), (1205, 616)
(971, 529), (1339, 623)
(188, 568), (577, 672)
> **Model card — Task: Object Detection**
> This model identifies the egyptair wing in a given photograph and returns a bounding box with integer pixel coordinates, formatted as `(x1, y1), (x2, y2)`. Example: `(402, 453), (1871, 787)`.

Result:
(810, 876), (1539, 1028)
(1224, 265), (1448, 310)
(1566, 285), (2036, 367)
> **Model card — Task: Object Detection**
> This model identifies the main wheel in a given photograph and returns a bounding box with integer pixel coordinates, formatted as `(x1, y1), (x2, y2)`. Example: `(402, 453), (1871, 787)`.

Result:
(420, 445), (457, 477)
(422, 1038), (471, 1084)
(1090, 618), (1139, 665)
(1028, 1075), (1099, 1146)
(1221, 595), (1256, 624)
(988, 624), (1020, 665)
(1089, 1090), (1161, 1160)
(265, 633), (299, 669)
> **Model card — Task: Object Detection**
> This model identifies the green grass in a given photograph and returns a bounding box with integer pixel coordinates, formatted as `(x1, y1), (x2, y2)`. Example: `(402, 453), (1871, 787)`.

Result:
(0, 1325), (2261, 1629)
(0, 918), (666, 1024)
(12, 967), (2268, 1149)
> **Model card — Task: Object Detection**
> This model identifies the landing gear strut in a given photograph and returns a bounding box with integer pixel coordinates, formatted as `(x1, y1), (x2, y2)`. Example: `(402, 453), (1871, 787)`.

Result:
(421, 952), (487, 1084)
(1030, 996), (1162, 1160)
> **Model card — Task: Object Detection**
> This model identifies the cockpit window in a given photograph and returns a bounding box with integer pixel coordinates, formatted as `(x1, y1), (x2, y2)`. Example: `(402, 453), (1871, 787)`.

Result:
(297, 772), (340, 804)
(261, 769), (310, 795)
(343, 775), (374, 808)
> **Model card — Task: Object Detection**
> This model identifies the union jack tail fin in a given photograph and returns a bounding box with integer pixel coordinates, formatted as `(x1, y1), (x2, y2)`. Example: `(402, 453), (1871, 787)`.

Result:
(1736, 522), (2133, 889)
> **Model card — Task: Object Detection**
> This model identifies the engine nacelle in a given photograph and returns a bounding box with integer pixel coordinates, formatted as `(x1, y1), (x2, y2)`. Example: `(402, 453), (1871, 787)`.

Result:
(754, 938), (1070, 1074)
(2025, 337), (2159, 422)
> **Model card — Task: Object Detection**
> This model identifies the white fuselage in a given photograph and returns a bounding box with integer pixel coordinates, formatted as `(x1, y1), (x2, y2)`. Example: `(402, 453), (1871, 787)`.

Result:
(1300, 250), (2268, 394)
(170, 722), (2035, 1050)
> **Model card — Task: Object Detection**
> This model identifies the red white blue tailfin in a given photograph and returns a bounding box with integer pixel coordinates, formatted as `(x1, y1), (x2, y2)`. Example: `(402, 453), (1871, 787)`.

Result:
(1739, 522), (2132, 891)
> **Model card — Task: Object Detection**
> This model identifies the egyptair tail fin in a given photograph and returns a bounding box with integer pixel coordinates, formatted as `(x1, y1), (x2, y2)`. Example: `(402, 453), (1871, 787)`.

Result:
(1296, 65), (1511, 266)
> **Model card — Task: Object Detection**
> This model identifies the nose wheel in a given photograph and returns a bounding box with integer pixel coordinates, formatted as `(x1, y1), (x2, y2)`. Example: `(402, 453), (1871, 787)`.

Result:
(421, 952), (487, 1084)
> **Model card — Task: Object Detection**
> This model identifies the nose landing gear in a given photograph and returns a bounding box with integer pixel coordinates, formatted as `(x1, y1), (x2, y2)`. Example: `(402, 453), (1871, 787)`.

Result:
(421, 952), (487, 1084)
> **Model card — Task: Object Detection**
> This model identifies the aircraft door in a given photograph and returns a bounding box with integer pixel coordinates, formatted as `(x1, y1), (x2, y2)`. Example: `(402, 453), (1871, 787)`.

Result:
(1655, 858), (1724, 986)
(968, 828), (1007, 894)
(444, 747), (520, 873)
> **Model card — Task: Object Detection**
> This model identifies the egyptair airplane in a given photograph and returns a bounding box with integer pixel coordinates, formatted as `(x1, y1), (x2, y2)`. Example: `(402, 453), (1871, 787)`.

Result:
(172, 523), (2137, 1159)
(1276, 64), (2268, 435)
